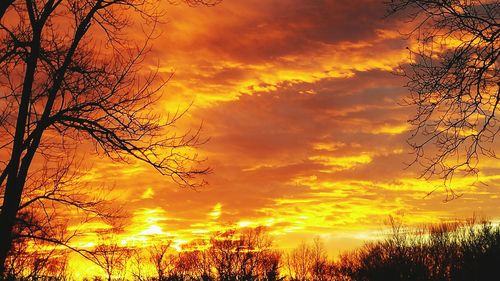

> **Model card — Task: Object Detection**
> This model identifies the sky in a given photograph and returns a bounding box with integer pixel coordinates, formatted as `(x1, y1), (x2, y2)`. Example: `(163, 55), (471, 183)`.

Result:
(63, 0), (500, 262)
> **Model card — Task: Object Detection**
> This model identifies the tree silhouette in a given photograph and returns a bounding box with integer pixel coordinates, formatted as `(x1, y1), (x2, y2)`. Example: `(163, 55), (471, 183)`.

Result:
(0, 0), (215, 275)
(148, 241), (175, 281)
(336, 219), (500, 281)
(4, 220), (69, 280)
(388, 0), (499, 190)
(208, 227), (277, 281)
(0, 220), (497, 280)
(286, 241), (313, 281)
(285, 238), (332, 281)
(92, 239), (133, 281)
(129, 227), (279, 281)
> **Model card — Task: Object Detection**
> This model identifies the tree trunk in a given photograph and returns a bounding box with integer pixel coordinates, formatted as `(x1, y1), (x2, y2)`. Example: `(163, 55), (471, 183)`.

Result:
(0, 19), (42, 275)
(0, 177), (24, 275)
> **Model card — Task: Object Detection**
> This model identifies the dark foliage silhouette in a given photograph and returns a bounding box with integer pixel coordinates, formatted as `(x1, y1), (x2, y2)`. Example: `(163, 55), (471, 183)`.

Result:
(337, 219), (500, 281)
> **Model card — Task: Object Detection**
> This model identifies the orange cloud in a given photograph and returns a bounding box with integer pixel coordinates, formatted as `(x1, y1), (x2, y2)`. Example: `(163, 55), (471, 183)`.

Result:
(44, 0), (500, 270)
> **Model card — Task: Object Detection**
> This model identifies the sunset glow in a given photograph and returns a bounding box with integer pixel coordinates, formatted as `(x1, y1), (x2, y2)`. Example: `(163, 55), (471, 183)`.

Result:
(1, 0), (499, 279)
(67, 0), (500, 249)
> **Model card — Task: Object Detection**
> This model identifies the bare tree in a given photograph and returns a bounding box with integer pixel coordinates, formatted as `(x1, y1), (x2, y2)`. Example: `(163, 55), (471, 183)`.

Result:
(388, 0), (499, 190)
(238, 226), (275, 280)
(130, 248), (149, 281)
(148, 241), (174, 281)
(209, 229), (240, 281)
(0, 0), (216, 274)
(310, 238), (329, 281)
(258, 250), (283, 281)
(208, 227), (275, 281)
(286, 238), (331, 281)
(3, 185), (81, 280)
(176, 248), (215, 281)
(181, 240), (215, 281)
(2, 157), (118, 279)
(286, 241), (314, 281)
(92, 240), (133, 281)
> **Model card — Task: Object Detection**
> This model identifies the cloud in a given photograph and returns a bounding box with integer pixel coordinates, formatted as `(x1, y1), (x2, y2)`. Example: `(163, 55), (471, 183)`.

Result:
(145, 0), (410, 106)
(164, 0), (399, 61)
(60, 0), (500, 257)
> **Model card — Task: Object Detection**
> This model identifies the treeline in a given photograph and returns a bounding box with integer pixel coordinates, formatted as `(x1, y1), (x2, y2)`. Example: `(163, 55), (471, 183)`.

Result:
(4, 219), (500, 281)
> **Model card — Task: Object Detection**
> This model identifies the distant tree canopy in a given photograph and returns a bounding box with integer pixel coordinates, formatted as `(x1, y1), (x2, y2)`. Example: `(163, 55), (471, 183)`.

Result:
(4, 221), (500, 281)
(0, 0), (216, 276)
(388, 0), (499, 187)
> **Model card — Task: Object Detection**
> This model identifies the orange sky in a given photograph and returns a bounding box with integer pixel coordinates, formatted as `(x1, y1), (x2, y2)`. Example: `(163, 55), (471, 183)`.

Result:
(62, 0), (500, 264)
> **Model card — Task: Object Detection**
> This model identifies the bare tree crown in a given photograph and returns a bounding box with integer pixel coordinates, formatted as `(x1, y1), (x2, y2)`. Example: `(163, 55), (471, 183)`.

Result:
(0, 0), (215, 275)
(0, 0), (211, 190)
(388, 0), (499, 190)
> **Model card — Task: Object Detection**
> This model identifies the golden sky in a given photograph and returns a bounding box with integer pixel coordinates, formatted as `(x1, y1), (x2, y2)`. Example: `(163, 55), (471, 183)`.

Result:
(66, 0), (500, 259)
